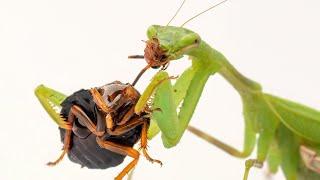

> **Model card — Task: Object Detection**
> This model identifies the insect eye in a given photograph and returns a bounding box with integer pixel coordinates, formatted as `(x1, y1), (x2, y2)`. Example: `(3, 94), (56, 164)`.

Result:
(151, 66), (160, 69)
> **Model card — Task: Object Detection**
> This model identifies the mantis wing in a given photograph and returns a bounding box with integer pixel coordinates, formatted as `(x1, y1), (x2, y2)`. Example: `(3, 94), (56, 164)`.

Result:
(266, 94), (320, 143)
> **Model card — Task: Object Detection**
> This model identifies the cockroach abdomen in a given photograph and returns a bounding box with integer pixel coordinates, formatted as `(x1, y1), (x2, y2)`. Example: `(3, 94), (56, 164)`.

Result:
(60, 129), (126, 169)
(59, 87), (142, 169)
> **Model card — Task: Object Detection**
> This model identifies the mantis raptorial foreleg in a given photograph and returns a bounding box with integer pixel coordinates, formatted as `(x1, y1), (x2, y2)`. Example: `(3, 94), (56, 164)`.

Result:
(35, 85), (70, 129)
(135, 65), (211, 147)
(35, 85), (72, 165)
(136, 63), (286, 179)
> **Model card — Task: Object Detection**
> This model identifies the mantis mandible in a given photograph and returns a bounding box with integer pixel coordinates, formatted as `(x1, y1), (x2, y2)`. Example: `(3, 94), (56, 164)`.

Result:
(130, 0), (320, 179)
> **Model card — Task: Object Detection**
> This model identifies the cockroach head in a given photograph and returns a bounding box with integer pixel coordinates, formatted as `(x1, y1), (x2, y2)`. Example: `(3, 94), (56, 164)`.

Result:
(144, 38), (167, 69)
(146, 25), (201, 67)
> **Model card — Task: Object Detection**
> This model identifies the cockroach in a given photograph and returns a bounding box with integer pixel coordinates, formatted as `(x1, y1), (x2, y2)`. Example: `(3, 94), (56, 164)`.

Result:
(35, 81), (162, 180)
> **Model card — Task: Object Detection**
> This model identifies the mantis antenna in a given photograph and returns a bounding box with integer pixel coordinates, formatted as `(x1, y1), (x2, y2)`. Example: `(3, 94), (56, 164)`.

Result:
(181, 0), (228, 27)
(166, 0), (187, 26)
(130, 0), (227, 86)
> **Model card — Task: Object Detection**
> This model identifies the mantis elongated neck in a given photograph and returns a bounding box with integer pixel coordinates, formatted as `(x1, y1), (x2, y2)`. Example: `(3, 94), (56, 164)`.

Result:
(187, 41), (262, 95)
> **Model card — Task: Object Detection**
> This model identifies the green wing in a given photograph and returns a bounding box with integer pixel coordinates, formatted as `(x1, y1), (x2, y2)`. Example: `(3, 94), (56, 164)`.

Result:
(266, 93), (320, 143)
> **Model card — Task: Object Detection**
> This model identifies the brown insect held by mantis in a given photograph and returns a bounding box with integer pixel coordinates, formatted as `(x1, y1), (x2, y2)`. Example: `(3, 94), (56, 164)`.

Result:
(35, 81), (162, 180)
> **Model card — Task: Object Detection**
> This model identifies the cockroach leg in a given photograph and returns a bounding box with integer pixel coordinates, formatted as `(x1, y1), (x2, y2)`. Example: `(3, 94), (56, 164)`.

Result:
(140, 122), (163, 166)
(106, 117), (144, 136)
(70, 105), (104, 136)
(96, 137), (140, 180)
(47, 110), (76, 166)
(161, 62), (170, 70)
(300, 145), (320, 173)
(90, 88), (117, 130)
(107, 94), (126, 110)
(90, 88), (113, 113)
(105, 113), (114, 129)
(117, 106), (136, 126)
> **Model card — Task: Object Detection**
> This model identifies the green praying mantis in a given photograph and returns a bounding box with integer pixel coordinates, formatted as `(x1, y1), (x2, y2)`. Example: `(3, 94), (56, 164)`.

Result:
(34, 0), (320, 179)
(130, 1), (320, 180)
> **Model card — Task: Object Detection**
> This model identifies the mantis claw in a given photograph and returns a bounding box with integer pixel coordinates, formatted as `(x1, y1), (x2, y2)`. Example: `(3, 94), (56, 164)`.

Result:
(243, 159), (264, 180)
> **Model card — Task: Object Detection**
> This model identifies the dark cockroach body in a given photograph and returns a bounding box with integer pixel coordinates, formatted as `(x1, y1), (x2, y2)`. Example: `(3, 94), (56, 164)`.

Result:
(48, 81), (161, 180)
(59, 89), (142, 169)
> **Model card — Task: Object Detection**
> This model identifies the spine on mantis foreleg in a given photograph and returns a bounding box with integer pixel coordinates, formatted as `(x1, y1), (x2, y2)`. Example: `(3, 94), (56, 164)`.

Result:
(35, 85), (70, 129)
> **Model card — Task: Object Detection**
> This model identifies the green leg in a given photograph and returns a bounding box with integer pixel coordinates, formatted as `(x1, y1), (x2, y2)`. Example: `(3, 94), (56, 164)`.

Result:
(155, 66), (212, 148)
(187, 93), (280, 180)
(236, 89), (280, 179)
(187, 125), (255, 158)
(243, 125), (277, 180)
(186, 125), (260, 180)
(151, 73), (180, 143)
(266, 140), (281, 175)
(136, 67), (196, 140)
(137, 64), (213, 147)
(135, 67), (195, 114)
(278, 124), (299, 180)
(243, 159), (264, 180)
(34, 84), (70, 129)
(242, 131), (275, 180)
(138, 61), (256, 149)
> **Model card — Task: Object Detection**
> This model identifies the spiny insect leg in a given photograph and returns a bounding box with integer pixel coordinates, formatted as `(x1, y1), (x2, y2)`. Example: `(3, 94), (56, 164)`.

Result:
(96, 137), (140, 180)
(70, 105), (104, 136)
(106, 117), (144, 136)
(47, 109), (75, 166)
(140, 122), (162, 166)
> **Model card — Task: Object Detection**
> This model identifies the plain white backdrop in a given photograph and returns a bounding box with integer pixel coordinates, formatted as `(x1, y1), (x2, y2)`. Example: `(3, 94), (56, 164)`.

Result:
(1, 0), (320, 179)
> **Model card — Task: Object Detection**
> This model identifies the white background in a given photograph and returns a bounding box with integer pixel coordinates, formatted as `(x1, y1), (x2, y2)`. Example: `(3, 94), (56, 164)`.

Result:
(1, 0), (320, 179)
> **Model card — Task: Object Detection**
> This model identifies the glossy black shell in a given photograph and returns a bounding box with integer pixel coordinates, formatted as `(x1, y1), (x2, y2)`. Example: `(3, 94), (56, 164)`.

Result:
(59, 89), (142, 169)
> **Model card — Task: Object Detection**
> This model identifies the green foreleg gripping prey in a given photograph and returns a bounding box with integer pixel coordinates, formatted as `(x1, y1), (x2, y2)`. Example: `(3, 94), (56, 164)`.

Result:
(135, 25), (320, 179)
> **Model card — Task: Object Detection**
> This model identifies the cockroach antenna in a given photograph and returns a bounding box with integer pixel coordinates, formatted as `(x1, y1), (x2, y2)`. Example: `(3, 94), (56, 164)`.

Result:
(132, 64), (151, 86)
(166, 0), (187, 26)
(181, 0), (228, 27)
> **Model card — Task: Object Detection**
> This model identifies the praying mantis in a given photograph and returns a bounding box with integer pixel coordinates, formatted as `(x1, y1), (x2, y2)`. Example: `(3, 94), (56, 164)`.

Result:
(33, 0), (320, 179)
(129, 0), (320, 179)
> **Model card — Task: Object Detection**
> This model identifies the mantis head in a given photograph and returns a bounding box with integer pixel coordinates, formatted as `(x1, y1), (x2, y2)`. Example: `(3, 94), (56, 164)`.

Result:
(144, 25), (201, 69)
(130, 1), (227, 86)
(130, 25), (200, 86)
